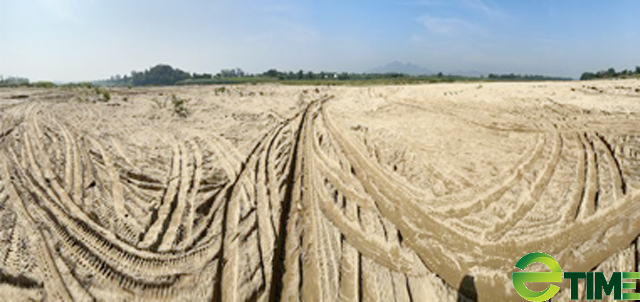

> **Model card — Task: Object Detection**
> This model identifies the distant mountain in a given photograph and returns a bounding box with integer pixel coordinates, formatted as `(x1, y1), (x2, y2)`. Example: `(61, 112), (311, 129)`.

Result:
(370, 61), (432, 75)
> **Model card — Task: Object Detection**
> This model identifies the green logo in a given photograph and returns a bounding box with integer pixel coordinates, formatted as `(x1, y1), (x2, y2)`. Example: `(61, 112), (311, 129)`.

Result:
(512, 252), (563, 301)
(513, 252), (640, 301)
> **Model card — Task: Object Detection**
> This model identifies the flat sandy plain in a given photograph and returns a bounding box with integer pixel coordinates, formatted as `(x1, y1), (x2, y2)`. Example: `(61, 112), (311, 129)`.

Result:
(1, 80), (640, 301)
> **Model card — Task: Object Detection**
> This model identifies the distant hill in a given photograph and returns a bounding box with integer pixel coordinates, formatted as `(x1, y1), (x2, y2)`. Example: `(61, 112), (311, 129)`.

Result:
(370, 61), (431, 75)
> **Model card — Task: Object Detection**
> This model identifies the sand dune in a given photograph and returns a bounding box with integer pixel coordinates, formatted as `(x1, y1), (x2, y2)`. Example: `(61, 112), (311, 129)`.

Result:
(1, 80), (640, 301)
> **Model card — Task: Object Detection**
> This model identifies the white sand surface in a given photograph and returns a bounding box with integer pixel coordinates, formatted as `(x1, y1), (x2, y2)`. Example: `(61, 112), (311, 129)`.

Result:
(1, 80), (640, 301)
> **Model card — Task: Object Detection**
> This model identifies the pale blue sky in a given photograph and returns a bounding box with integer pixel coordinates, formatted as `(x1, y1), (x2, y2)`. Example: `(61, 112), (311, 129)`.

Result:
(1, 0), (638, 82)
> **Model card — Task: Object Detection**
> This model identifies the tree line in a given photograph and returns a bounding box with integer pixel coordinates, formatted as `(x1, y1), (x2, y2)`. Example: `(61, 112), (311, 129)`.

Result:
(95, 64), (574, 87)
(0, 76), (57, 88)
(16, 63), (626, 88)
(486, 73), (572, 81)
(580, 66), (640, 80)
(95, 65), (415, 86)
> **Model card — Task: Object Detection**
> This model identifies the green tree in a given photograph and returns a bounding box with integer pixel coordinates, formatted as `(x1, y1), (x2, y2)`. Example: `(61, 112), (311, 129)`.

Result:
(580, 72), (595, 81)
(264, 69), (280, 77)
(130, 64), (190, 86)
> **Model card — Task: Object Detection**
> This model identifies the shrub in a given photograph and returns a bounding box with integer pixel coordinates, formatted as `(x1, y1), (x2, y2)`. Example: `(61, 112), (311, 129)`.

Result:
(94, 87), (111, 102)
(170, 94), (189, 118)
(32, 81), (56, 88)
(101, 90), (111, 101)
(214, 86), (226, 95)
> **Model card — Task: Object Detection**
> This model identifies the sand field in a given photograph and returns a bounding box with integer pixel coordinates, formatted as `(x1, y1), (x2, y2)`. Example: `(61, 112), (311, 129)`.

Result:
(1, 80), (640, 301)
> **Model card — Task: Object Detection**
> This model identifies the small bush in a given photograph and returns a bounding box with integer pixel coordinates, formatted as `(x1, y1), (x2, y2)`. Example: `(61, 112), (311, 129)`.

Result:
(214, 86), (226, 95)
(94, 87), (111, 102)
(32, 81), (56, 88)
(102, 90), (111, 101)
(170, 94), (189, 118)
(60, 82), (94, 90)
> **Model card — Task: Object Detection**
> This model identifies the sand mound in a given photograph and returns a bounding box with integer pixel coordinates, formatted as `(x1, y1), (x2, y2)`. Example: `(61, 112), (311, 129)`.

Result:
(1, 81), (640, 301)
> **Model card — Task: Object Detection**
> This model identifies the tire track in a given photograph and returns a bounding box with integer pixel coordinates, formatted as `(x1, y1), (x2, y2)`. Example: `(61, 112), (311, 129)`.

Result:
(484, 132), (562, 242)
(2, 94), (640, 301)
(579, 132), (598, 219)
(565, 132), (587, 222)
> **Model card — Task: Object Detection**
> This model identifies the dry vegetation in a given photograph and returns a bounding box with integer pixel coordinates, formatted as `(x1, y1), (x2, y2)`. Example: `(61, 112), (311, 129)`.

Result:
(1, 80), (640, 301)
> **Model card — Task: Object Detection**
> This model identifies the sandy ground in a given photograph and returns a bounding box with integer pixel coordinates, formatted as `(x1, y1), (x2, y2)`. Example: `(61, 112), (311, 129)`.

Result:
(1, 80), (640, 301)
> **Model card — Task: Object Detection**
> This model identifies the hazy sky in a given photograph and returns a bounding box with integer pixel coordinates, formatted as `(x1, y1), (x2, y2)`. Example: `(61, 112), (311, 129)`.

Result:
(1, 0), (639, 82)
